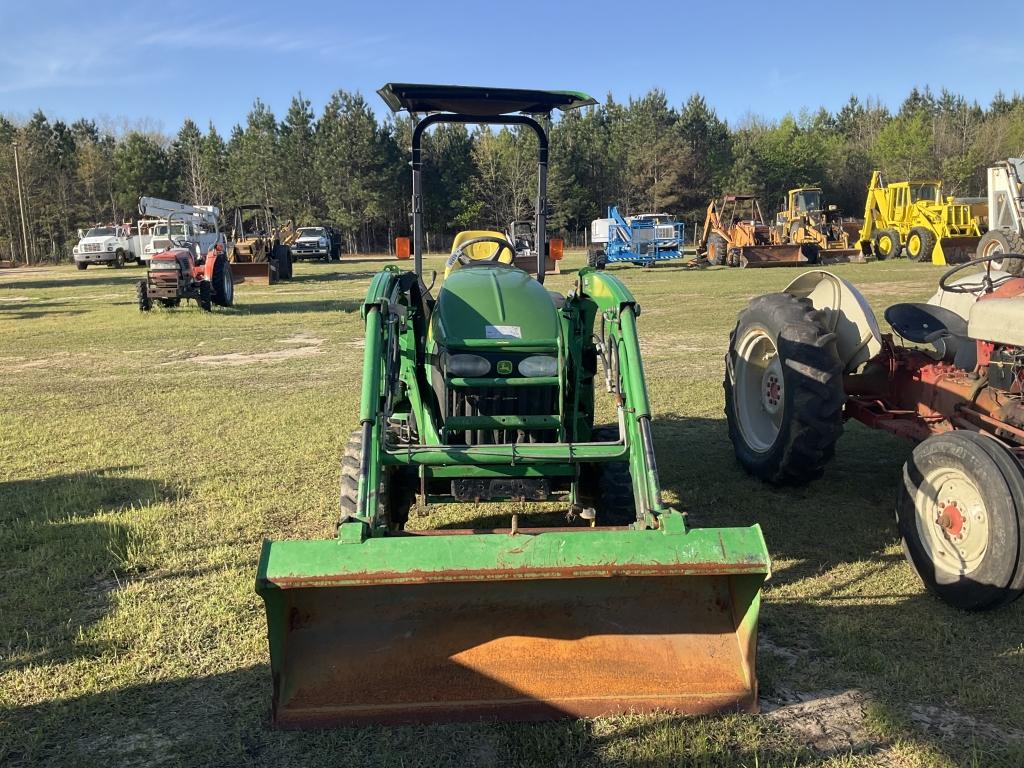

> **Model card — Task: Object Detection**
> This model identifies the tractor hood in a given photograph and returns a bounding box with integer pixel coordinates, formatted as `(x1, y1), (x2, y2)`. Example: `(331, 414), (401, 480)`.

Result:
(431, 266), (560, 349)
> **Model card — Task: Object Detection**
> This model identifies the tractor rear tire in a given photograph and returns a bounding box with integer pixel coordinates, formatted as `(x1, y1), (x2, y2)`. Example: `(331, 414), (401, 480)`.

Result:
(136, 280), (151, 312)
(897, 431), (1024, 611)
(339, 428), (416, 529)
(212, 257), (234, 307)
(724, 292), (845, 485)
(76, 262), (87, 270)
(197, 281), (212, 312)
(587, 246), (607, 270)
(906, 227), (936, 263)
(578, 425), (637, 525)
(977, 229), (1024, 275)
(707, 234), (728, 266)
(874, 228), (902, 260)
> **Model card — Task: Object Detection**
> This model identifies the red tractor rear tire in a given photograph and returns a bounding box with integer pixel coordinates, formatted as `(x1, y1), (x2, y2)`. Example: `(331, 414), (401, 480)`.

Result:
(724, 293), (845, 484)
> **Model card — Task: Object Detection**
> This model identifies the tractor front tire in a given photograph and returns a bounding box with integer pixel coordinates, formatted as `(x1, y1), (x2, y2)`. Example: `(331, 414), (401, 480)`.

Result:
(197, 281), (212, 312)
(977, 229), (1024, 275)
(578, 425), (637, 525)
(707, 234), (728, 266)
(136, 280), (151, 312)
(212, 257), (234, 307)
(874, 228), (902, 260)
(897, 431), (1024, 611)
(339, 429), (415, 529)
(724, 292), (845, 485)
(906, 227), (936, 263)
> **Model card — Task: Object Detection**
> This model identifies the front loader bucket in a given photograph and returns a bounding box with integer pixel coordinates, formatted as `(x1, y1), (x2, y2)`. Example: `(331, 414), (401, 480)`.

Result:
(935, 236), (981, 265)
(230, 261), (277, 285)
(818, 248), (867, 265)
(739, 244), (808, 268)
(257, 525), (769, 726)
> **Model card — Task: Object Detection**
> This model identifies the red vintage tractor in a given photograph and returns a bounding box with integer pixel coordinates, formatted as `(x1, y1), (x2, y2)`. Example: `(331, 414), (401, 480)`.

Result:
(136, 241), (234, 312)
(725, 254), (1024, 611)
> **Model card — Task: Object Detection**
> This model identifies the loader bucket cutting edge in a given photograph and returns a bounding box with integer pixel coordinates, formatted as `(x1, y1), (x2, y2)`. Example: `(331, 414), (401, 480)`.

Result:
(817, 248), (866, 265)
(739, 245), (808, 268)
(935, 237), (981, 265)
(256, 525), (769, 726)
(230, 261), (275, 285)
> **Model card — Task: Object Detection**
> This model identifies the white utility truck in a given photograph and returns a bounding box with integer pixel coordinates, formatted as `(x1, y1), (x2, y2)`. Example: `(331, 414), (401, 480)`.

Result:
(72, 224), (140, 269)
(137, 197), (225, 263)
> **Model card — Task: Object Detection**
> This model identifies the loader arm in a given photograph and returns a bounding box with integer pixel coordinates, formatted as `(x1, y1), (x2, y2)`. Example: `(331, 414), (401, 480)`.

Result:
(858, 171), (884, 249)
(698, 200), (719, 251)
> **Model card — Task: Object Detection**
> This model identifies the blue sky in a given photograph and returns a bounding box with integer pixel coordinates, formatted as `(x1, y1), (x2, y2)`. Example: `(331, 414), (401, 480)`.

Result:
(3, 0), (1022, 134)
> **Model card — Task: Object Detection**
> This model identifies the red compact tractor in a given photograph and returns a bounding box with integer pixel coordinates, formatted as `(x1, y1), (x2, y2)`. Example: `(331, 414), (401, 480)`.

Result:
(725, 254), (1024, 611)
(136, 242), (234, 312)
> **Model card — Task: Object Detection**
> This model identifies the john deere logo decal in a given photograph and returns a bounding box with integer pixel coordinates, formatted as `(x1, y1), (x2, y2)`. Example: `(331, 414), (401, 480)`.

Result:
(496, 360), (513, 375)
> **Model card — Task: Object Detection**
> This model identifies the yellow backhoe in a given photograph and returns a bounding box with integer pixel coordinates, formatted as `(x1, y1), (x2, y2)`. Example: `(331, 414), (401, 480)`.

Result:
(857, 172), (981, 264)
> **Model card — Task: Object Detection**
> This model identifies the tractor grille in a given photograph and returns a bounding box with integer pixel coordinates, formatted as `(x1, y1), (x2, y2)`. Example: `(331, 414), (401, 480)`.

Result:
(446, 385), (559, 445)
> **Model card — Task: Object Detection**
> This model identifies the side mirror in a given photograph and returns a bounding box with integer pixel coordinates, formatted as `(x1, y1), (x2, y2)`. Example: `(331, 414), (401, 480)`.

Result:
(77, 229), (85, 239)
(395, 236), (411, 260)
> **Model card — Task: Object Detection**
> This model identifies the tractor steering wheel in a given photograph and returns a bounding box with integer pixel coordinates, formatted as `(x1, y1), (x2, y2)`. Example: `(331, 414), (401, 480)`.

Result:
(938, 254), (1024, 294)
(446, 236), (516, 271)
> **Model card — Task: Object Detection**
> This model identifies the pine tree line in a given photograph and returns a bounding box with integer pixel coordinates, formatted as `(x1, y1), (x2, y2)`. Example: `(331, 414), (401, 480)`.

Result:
(2, 86), (1023, 262)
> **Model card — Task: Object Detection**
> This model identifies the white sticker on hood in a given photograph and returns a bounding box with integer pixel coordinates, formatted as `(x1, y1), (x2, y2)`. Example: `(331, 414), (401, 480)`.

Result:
(485, 325), (522, 339)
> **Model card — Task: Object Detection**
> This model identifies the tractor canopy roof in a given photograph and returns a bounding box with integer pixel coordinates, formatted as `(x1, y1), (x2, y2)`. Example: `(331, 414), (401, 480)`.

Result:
(378, 83), (596, 116)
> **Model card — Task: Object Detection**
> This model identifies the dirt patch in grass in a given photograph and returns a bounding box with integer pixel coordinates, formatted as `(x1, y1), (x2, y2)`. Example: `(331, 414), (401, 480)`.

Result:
(764, 689), (878, 754)
(910, 704), (1024, 746)
(182, 334), (325, 366)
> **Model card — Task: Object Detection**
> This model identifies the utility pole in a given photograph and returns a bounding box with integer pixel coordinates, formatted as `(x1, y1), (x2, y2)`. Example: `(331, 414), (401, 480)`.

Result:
(12, 141), (30, 265)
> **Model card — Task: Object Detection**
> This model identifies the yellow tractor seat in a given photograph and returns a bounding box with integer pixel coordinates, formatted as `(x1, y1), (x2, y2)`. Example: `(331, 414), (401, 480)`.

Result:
(445, 230), (516, 278)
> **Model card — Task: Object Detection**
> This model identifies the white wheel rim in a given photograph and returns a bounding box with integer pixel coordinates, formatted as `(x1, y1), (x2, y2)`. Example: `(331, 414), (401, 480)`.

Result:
(914, 466), (989, 576)
(984, 240), (1004, 270)
(734, 328), (783, 452)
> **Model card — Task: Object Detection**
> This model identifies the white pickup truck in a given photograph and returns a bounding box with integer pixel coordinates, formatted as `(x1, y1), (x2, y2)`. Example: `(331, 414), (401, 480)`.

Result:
(72, 224), (141, 269)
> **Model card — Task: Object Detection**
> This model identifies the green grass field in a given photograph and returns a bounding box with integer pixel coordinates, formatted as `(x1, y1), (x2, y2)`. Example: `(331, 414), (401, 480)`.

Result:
(1, 255), (1021, 767)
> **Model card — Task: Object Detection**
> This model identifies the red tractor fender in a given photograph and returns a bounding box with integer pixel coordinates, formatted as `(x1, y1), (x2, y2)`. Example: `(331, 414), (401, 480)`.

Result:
(200, 245), (226, 281)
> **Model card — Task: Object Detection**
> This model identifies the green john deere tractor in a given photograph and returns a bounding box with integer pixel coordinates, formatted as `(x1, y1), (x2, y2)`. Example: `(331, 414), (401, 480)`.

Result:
(256, 84), (770, 726)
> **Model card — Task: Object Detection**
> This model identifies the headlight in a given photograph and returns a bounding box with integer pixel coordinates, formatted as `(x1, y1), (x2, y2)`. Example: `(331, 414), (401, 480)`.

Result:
(319, 237), (328, 245)
(447, 353), (490, 377)
(150, 259), (177, 271)
(518, 355), (558, 377)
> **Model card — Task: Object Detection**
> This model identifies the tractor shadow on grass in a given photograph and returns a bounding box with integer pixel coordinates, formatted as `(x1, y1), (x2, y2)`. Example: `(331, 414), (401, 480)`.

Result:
(232, 299), (362, 316)
(286, 269), (382, 285)
(0, 468), (180, 676)
(1, 273), (144, 290)
(654, 413), (1024, 755)
(1, 664), (993, 768)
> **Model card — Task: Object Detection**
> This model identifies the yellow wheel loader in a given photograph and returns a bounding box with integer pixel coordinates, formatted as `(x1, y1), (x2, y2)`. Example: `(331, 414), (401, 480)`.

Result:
(857, 171), (981, 264)
(772, 187), (864, 264)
